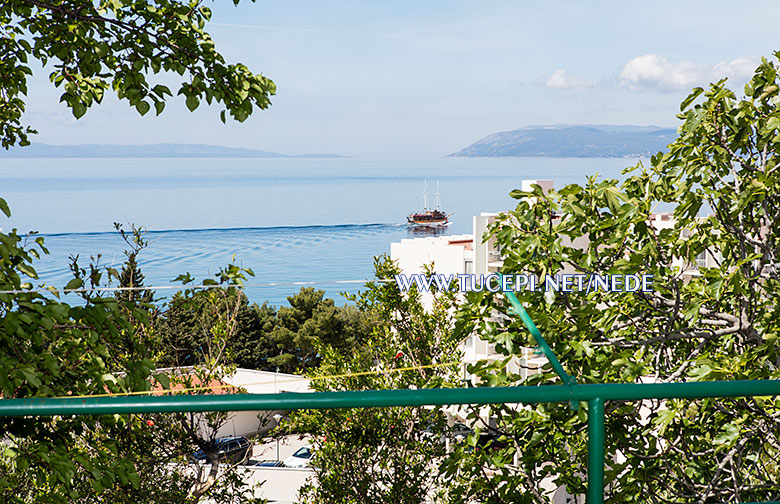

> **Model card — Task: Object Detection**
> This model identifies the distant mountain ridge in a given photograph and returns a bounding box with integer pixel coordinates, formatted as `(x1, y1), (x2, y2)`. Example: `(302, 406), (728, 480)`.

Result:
(0, 143), (346, 158)
(449, 124), (677, 158)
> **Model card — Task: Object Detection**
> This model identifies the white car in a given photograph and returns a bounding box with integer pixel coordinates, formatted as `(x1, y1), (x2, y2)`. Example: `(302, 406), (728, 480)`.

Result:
(283, 446), (314, 468)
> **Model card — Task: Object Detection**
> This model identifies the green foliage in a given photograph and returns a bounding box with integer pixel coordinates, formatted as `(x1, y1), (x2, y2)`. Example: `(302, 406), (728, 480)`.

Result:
(0, 0), (275, 148)
(157, 287), (257, 368)
(254, 287), (374, 373)
(0, 208), (150, 501)
(1, 409), (263, 504)
(230, 300), (278, 368)
(160, 286), (374, 374)
(293, 256), (463, 503)
(447, 51), (780, 503)
(0, 200), (264, 503)
(1, 1), (276, 495)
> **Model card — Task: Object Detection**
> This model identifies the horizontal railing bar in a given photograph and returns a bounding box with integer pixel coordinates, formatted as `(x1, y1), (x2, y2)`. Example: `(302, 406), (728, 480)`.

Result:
(2, 379), (780, 417)
(571, 380), (780, 401)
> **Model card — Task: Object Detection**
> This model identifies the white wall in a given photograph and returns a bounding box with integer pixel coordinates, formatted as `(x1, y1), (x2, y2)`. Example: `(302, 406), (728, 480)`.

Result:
(216, 369), (312, 437)
(390, 234), (472, 276)
(157, 368), (312, 438)
(226, 368), (311, 394)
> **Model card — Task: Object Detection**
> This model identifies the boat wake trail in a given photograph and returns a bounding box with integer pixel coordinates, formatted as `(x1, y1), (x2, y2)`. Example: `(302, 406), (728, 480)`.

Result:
(40, 222), (405, 238)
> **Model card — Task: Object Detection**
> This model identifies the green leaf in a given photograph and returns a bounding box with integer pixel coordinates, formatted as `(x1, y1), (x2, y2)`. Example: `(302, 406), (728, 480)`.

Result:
(186, 95), (199, 112)
(65, 278), (83, 290)
(688, 363), (713, 381)
(72, 102), (87, 119)
(19, 367), (42, 387)
(91, 479), (104, 493)
(680, 87), (704, 111)
(713, 422), (740, 446)
(0, 197), (10, 217)
(154, 372), (170, 390)
(683, 108), (704, 132)
(152, 84), (172, 97)
(135, 101), (150, 116)
(653, 409), (676, 435)
(18, 263), (38, 279)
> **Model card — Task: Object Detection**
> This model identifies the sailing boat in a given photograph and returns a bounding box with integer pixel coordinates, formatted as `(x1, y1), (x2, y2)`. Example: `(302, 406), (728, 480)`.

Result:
(406, 180), (452, 227)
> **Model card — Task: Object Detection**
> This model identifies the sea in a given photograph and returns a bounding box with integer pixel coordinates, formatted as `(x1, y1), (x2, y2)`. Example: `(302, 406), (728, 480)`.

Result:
(0, 156), (640, 306)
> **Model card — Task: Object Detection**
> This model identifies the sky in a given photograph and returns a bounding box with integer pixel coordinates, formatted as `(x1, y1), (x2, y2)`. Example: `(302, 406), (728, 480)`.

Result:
(19, 0), (780, 157)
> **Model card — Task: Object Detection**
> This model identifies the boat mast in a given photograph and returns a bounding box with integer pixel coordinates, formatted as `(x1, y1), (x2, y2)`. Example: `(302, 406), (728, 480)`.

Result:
(423, 179), (428, 210)
(435, 180), (441, 210)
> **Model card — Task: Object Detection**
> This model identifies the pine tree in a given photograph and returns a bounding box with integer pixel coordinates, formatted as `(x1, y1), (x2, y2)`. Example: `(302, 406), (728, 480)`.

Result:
(115, 251), (154, 305)
(113, 222), (155, 306)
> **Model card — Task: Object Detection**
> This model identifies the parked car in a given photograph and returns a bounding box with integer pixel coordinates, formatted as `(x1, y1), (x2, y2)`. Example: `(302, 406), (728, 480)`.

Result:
(252, 460), (285, 467)
(450, 422), (473, 442)
(448, 423), (508, 452)
(283, 445), (314, 468)
(192, 436), (252, 465)
(473, 431), (508, 451)
(419, 421), (471, 441)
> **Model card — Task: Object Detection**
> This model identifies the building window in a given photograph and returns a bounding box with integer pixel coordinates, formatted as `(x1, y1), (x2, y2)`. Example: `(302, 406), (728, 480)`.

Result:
(695, 251), (707, 269)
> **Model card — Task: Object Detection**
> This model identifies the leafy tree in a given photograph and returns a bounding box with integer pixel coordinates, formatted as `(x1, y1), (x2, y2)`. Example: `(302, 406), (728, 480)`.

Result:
(293, 257), (463, 503)
(149, 266), (265, 504)
(0, 0), (275, 149)
(0, 206), (163, 502)
(445, 51), (780, 503)
(1, 2), (275, 498)
(0, 201), (263, 503)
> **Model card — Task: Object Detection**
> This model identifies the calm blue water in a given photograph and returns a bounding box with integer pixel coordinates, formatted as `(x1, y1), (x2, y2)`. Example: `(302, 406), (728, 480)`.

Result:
(0, 156), (639, 305)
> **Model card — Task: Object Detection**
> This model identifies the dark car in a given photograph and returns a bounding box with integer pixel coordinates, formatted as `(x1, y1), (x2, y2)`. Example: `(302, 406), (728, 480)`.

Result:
(252, 460), (285, 467)
(192, 436), (252, 465)
(450, 424), (508, 452)
(418, 422), (507, 452)
(450, 422), (473, 441)
(474, 431), (508, 451)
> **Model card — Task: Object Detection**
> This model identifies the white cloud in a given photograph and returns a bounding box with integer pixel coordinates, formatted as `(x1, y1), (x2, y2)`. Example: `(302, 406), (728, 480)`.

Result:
(618, 54), (759, 93)
(543, 69), (595, 91)
(711, 56), (759, 83)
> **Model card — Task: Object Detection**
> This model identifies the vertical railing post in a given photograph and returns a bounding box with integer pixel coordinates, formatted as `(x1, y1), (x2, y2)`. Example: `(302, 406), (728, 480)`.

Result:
(587, 397), (605, 504)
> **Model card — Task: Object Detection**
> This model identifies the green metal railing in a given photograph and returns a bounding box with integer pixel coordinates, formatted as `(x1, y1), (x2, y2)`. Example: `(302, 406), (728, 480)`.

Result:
(3, 380), (780, 503)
